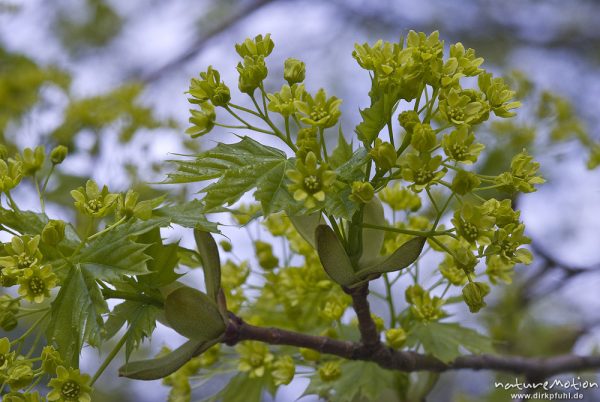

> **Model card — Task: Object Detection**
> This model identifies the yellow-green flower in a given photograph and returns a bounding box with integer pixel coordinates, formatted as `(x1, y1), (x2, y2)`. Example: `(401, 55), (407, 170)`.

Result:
(188, 66), (231, 107)
(70, 180), (118, 218)
(385, 328), (407, 349)
(235, 34), (274, 59)
(349, 181), (374, 204)
(47, 366), (92, 402)
(442, 126), (485, 164)
(438, 254), (468, 286)
(400, 152), (445, 192)
(272, 356), (295, 386)
(439, 88), (485, 126)
(236, 55), (268, 94)
(0, 158), (23, 192)
(295, 88), (342, 128)
(237, 341), (274, 378)
(6, 359), (33, 390)
(17, 264), (57, 303)
(379, 183), (421, 211)
(462, 281), (490, 313)
(486, 255), (515, 285)
(42, 346), (64, 375)
(0, 235), (43, 279)
(405, 284), (445, 322)
(286, 152), (336, 209)
(0, 337), (15, 370)
(186, 101), (215, 138)
(268, 84), (306, 117)
(116, 190), (163, 220)
(318, 361), (342, 382)
(485, 223), (532, 265)
(255, 241), (279, 270)
(451, 202), (495, 246)
(16, 146), (45, 176)
(369, 139), (397, 172)
(42, 220), (66, 246)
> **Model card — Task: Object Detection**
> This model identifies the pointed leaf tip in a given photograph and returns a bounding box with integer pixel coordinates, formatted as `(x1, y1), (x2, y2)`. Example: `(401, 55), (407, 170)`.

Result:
(194, 229), (221, 302)
(315, 224), (357, 287)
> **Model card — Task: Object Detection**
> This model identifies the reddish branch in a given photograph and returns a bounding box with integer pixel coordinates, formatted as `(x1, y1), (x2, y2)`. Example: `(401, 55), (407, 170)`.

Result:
(222, 285), (600, 380)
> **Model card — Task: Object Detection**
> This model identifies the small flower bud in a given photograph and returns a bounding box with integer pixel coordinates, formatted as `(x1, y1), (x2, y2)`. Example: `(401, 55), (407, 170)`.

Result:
(272, 356), (295, 386)
(398, 110), (421, 132)
(219, 240), (233, 252)
(462, 281), (490, 313)
(385, 328), (407, 349)
(284, 58), (306, 85)
(255, 241), (279, 270)
(349, 181), (374, 204)
(50, 145), (68, 164)
(369, 139), (397, 171)
(42, 220), (66, 246)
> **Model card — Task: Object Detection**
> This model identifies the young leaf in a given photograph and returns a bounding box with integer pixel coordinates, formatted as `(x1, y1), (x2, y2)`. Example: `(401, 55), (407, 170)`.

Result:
(153, 199), (220, 232)
(164, 286), (225, 341)
(119, 338), (219, 380)
(356, 236), (426, 278)
(73, 218), (170, 280)
(137, 228), (182, 288)
(315, 225), (357, 287)
(288, 212), (323, 249)
(166, 136), (294, 213)
(406, 322), (494, 363)
(46, 266), (108, 367)
(358, 198), (386, 267)
(104, 300), (160, 361)
(194, 229), (221, 302)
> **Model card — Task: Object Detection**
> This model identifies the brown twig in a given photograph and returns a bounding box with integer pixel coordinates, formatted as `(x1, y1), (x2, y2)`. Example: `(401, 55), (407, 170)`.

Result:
(223, 314), (600, 378)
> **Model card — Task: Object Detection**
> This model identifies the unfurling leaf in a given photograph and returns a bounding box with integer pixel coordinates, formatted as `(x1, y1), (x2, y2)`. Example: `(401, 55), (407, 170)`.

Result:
(358, 198), (386, 267)
(119, 338), (219, 380)
(194, 229), (221, 302)
(356, 236), (426, 279)
(289, 212), (323, 249)
(164, 287), (225, 341)
(315, 225), (356, 287)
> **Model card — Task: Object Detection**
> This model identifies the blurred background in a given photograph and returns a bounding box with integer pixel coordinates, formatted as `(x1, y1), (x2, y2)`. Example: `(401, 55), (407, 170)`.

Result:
(1, 0), (600, 400)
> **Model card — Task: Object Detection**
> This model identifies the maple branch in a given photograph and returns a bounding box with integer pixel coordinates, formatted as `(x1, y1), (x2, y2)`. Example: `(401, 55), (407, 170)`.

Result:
(223, 314), (600, 379)
(344, 284), (381, 349)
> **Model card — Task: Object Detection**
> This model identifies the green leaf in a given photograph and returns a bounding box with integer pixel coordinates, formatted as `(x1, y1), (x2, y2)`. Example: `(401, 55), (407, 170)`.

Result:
(329, 127), (353, 169)
(406, 322), (494, 363)
(71, 218), (169, 280)
(153, 200), (219, 232)
(355, 94), (396, 144)
(356, 236), (426, 278)
(194, 229), (221, 302)
(46, 266), (108, 367)
(167, 136), (295, 213)
(164, 287), (225, 340)
(205, 373), (266, 402)
(119, 338), (218, 380)
(288, 212), (323, 249)
(104, 300), (160, 360)
(335, 148), (369, 182)
(302, 361), (407, 402)
(137, 228), (182, 288)
(358, 198), (386, 267)
(315, 225), (357, 286)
